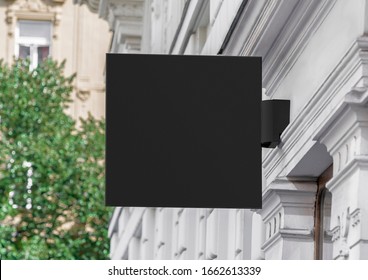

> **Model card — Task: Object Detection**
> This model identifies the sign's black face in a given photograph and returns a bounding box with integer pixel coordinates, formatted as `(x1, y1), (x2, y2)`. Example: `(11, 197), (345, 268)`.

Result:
(106, 54), (261, 209)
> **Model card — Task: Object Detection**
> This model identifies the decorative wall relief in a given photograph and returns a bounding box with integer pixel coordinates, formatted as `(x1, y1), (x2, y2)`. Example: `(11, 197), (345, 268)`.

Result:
(337, 207), (350, 258)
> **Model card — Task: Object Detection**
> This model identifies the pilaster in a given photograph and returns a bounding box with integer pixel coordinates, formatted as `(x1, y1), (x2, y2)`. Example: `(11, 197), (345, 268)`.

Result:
(205, 209), (229, 260)
(315, 37), (368, 259)
(257, 178), (316, 259)
(153, 208), (172, 259)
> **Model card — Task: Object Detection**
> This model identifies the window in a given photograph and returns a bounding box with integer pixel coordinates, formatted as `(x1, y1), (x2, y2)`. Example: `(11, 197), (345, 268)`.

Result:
(15, 20), (52, 69)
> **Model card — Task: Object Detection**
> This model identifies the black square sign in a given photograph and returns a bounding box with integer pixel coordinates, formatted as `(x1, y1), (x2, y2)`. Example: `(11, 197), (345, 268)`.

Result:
(106, 54), (261, 208)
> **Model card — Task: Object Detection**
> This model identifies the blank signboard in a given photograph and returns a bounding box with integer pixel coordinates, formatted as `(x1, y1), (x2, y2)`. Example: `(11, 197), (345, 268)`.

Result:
(106, 54), (261, 209)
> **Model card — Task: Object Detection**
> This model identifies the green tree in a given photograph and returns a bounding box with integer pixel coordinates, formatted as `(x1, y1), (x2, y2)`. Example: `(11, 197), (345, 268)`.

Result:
(0, 59), (111, 259)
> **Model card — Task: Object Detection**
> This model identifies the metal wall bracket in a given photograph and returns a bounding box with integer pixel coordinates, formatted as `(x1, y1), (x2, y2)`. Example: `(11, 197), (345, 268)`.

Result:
(261, 100), (290, 148)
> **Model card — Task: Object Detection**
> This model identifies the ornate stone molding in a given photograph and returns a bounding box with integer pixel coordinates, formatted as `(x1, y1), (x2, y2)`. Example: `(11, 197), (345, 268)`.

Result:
(4, 0), (65, 63)
(262, 228), (313, 252)
(257, 178), (316, 259)
(330, 207), (352, 259)
(312, 37), (368, 259)
(261, 0), (337, 98)
(224, 0), (336, 68)
(239, 0), (299, 56)
(314, 42), (368, 176)
(75, 0), (145, 29)
(73, 0), (100, 13)
(262, 36), (368, 189)
(351, 208), (361, 228)
(74, 0), (146, 53)
(100, 0), (144, 23)
(6, 0), (63, 24)
(6, 0), (64, 37)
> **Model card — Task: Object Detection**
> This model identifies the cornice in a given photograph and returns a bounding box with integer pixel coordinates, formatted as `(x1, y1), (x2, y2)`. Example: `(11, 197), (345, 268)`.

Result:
(239, 0), (298, 57)
(260, 178), (316, 222)
(326, 156), (368, 193)
(224, 0), (337, 98)
(262, 0), (337, 98)
(8, 0), (65, 9)
(262, 37), (367, 186)
(261, 228), (313, 252)
(74, 0), (145, 30)
(74, 0), (146, 53)
(100, 0), (144, 31)
(73, 0), (97, 13)
(7, 0), (64, 13)
(315, 105), (368, 157)
(223, 0), (295, 56)
(73, 0), (100, 13)
(5, 0), (64, 39)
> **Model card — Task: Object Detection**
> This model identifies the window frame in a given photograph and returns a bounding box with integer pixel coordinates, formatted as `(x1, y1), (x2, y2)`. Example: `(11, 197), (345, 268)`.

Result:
(14, 20), (53, 69)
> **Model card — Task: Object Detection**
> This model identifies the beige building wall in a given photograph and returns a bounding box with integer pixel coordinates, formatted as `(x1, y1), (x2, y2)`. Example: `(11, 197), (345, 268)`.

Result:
(0, 0), (111, 120)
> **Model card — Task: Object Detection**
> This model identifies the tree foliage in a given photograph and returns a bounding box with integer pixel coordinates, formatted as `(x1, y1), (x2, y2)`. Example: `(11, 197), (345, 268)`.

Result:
(0, 59), (111, 259)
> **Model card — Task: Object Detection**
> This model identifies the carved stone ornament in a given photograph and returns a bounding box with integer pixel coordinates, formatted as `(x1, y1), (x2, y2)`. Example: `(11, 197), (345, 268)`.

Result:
(111, 2), (143, 18)
(12, 0), (53, 12)
(6, 0), (64, 23)
(351, 209), (361, 228)
(338, 207), (351, 258)
(340, 207), (350, 238)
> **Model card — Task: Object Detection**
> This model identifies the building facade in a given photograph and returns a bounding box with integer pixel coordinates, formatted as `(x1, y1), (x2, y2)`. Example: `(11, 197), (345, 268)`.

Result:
(77, 0), (368, 260)
(0, 0), (111, 120)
